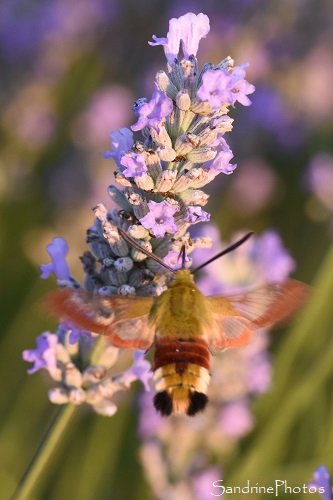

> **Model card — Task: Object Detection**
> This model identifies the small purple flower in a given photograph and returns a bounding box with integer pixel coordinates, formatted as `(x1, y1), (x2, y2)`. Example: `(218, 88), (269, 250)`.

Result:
(308, 466), (332, 500)
(184, 206), (211, 224)
(208, 149), (237, 175)
(163, 250), (191, 270)
(197, 69), (233, 109)
(197, 65), (254, 109)
(102, 128), (134, 167)
(149, 12), (210, 64)
(121, 351), (152, 391)
(218, 400), (254, 438)
(120, 152), (147, 177)
(40, 237), (70, 280)
(140, 200), (179, 237)
(60, 321), (93, 345)
(131, 89), (173, 133)
(22, 332), (59, 374)
(229, 64), (255, 106)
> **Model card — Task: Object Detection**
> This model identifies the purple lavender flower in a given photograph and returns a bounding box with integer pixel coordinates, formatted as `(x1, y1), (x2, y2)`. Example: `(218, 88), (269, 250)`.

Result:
(163, 250), (191, 270)
(131, 89), (173, 133)
(207, 149), (237, 175)
(139, 200), (179, 237)
(184, 206), (211, 224)
(197, 65), (255, 109)
(149, 12), (210, 64)
(197, 69), (233, 109)
(121, 351), (152, 391)
(308, 466), (332, 499)
(120, 152), (147, 177)
(22, 333), (59, 374)
(60, 321), (93, 345)
(102, 128), (134, 167)
(40, 237), (70, 280)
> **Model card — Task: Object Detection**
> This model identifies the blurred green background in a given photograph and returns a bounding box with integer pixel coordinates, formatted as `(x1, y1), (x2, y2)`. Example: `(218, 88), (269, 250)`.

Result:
(1, 1), (333, 498)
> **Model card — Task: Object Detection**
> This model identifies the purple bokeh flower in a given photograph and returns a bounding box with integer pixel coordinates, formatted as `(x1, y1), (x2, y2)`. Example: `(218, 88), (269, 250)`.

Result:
(308, 466), (332, 500)
(102, 127), (134, 167)
(40, 237), (70, 280)
(22, 333), (59, 374)
(218, 400), (254, 438)
(121, 351), (152, 392)
(120, 152), (147, 177)
(149, 12), (210, 64)
(184, 206), (211, 224)
(140, 200), (179, 237)
(193, 467), (222, 500)
(131, 89), (173, 133)
(306, 153), (333, 212)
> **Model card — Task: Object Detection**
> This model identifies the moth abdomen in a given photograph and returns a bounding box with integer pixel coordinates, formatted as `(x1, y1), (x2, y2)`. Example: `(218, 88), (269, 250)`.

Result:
(153, 337), (211, 416)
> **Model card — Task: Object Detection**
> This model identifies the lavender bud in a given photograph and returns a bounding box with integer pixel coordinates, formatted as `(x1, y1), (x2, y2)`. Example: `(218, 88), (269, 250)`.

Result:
(114, 170), (132, 187)
(82, 366), (107, 385)
(48, 387), (69, 405)
(156, 146), (177, 162)
(131, 240), (152, 262)
(155, 170), (177, 192)
(118, 284), (136, 295)
(128, 224), (149, 239)
(134, 173), (154, 191)
(155, 70), (179, 100)
(176, 90), (191, 111)
(63, 363), (83, 388)
(114, 256), (133, 272)
(69, 388), (86, 405)
(179, 189), (210, 206)
(187, 147), (217, 163)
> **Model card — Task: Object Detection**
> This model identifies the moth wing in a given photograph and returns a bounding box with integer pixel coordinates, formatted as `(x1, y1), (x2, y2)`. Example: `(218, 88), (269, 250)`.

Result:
(206, 279), (309, 350)
(44, 288), (155, 349)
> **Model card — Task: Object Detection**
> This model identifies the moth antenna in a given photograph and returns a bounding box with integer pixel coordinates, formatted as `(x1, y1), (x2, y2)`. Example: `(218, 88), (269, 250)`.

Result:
(117, 227), (176, 274)
(192, 231), (255, 273)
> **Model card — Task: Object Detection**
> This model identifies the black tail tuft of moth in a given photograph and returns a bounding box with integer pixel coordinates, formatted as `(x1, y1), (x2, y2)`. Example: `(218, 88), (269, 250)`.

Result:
(187, 392), (208, 416)
(154, 391), (173, 417)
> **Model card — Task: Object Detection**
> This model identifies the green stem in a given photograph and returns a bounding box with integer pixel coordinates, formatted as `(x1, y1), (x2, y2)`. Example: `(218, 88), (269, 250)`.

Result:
(12, 404), (77, 499)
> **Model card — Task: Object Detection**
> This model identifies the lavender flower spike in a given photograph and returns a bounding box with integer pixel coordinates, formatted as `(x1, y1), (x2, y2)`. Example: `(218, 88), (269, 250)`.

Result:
(139, 200), (179, 237)
(40, 237), (70, 280)
(149, 12), (210, 64)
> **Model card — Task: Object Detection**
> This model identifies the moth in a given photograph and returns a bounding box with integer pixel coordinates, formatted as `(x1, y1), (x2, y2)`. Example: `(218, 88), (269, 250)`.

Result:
(46, 229), (309, 417)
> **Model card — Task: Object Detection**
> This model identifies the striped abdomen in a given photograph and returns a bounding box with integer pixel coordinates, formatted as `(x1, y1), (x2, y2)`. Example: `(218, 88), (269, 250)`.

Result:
(153, 337), (211, 416)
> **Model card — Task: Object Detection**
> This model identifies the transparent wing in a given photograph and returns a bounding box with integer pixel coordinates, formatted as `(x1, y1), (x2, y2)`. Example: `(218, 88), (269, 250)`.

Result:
(44, 288), (155, 349)
(206, 280), (309, 350)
